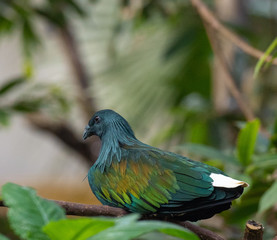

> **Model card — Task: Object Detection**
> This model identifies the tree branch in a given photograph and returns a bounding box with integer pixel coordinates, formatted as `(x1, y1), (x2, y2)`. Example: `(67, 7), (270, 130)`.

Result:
(191, 0), (271, 137)
(190, 0), (277, 65)
(243, 220), (263, 240)
(27, 114), (100, 166)
(177, 221), (224, 240)
(58, 23), (97, 119)
(203, 21), (256, 122)
(53, 200), (127, 217)
(0, 199), (224, 240)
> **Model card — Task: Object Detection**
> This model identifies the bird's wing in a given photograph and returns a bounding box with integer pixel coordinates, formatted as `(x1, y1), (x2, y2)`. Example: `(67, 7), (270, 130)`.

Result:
(90, 145), (215, 214)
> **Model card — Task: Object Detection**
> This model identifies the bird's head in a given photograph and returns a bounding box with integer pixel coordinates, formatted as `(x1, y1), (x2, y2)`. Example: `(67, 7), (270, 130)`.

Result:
(83, 109), (136, 140)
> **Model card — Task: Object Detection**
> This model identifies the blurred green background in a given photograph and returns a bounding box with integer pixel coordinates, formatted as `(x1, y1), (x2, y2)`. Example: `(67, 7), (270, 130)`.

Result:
(1, 0), (277, 239)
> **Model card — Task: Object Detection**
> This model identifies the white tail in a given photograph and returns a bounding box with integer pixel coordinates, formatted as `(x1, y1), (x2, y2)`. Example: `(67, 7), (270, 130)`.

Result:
(210, 173), (249, 188)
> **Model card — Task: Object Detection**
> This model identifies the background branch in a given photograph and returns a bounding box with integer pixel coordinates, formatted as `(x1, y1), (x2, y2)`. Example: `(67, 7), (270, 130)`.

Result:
(190, 0), (271, 138)
(203, 22), (255, 122)
(190, 0), (277, 65)
(58, 22), (97, 119)
(27, 114), (100, 166)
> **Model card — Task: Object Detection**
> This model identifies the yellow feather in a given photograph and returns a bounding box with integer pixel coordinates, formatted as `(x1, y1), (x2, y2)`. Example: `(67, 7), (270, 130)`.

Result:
(101, 187), (111, 201)
(110, 190), (125, 205)
(130, 189), (140, 199)
(122, 192), (131, 204)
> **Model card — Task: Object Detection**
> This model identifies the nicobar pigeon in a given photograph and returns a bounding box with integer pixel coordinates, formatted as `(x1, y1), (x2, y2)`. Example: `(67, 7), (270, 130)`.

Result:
(83, 109), (248, 221)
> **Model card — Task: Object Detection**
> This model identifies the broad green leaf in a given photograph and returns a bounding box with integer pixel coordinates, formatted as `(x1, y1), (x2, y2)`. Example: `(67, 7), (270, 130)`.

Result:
(254, 37), (277, 78)
(0, 77), (25, 96)
(89, 218), (199, 240)
(115, 214), (140, 225)
(43, 218), (115, 240)
(258, 181), (277, 213)
(236, 119), (260, 166)
(2, 183), (65, 240)
(44, 214), (198, 240)
(0, 234), (9, 240)
(179, 143), (238, 165)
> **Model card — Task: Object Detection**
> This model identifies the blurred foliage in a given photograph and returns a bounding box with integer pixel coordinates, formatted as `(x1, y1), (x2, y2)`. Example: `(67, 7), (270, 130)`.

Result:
(0, 77), (70, 127)
(237, 119), (260, 166)
(254, 37), (277, 78)
(180, 120), (277, 234)
(1, 183), (198, 240)
(1, 0), (277, 239)
(0, 235), (9, 240)
(0, 0), (87, 57)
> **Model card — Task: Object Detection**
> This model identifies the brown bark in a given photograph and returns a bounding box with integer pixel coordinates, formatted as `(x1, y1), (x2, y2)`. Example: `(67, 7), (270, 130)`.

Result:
(190, 0), (271, 138)
(190, 0), (255, 122)
(0, 199), (226, 240)
(190, 0), (277, 65)
(28, 114), (100, 166)
(58, 23), (97, 119)
(212, 0), (246, 115)
(179, 221), (224, 240)
(243, 220), (263, 240)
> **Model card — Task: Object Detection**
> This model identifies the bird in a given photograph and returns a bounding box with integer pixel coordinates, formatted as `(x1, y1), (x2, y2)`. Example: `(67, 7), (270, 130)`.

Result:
(83, 109), (248, 221)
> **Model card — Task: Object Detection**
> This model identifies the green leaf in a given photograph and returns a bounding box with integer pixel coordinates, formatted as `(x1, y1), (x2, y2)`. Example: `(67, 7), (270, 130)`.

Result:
(23, 58), (34, 78)
(0, 234), (10, 240)
(89, 216), (199, 240)
(115, 214), (140, 225)
(259, 181), (277, 213)
(236, 119), (260, 166)
(270, 117), (277, 148)
(254, 37), (277, 78)
(44, 214), (198, 240)
(2, 183), (65, 240)
(0, 109), (10, 126)
(179, 143), (238, 165)
(11, 99), (44, 112)
(0, 15), (14, 33)
(22, 18), (40, 57)
(0, 77), (25, 96)
(247, 154), (277, 174)
(43, 218), (115, 240)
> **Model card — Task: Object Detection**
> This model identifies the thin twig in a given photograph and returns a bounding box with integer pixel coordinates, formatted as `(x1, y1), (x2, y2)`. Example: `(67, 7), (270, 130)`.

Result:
(194, 2), (271, 137)
(0, 199), (224, 240)
(190, 0), (277, 65)
(203, 22), (255, 122)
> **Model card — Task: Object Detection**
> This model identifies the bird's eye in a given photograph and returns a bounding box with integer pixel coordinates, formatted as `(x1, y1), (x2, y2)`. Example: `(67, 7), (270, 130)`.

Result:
(94, 116), (101, 124)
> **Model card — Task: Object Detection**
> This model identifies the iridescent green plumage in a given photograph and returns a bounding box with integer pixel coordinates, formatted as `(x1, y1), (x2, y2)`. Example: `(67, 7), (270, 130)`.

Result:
(84, 110), (247, 221)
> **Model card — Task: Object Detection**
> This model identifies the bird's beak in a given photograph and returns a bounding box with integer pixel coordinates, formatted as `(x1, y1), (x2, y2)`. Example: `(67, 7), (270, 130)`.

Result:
(83, 125), (92, 140)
